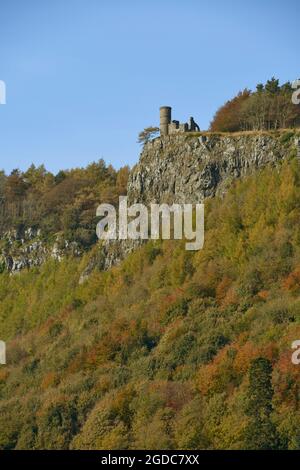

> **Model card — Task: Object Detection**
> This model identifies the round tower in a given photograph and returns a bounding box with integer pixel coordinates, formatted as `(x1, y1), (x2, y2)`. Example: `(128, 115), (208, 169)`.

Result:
(160, 106), (172, 136)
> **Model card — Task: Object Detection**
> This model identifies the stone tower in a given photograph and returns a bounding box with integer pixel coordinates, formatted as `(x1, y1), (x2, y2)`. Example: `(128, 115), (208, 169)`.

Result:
(160, 106), (172, 136)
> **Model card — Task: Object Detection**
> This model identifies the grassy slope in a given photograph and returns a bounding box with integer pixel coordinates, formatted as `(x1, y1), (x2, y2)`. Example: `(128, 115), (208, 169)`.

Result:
(1, 158), (300, 449)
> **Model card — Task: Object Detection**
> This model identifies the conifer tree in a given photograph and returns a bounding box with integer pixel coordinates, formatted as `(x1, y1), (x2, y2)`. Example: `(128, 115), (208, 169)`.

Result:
(244, 358), (281, 449)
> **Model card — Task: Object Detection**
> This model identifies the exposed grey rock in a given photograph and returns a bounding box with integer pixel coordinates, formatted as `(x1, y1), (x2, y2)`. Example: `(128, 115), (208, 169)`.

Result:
(0, 227), (81, 274)
(0, 132), (298, 278)
(128, 133), (292, 205)
(79, 239), (143, 284)
(97, 133), (296, 274)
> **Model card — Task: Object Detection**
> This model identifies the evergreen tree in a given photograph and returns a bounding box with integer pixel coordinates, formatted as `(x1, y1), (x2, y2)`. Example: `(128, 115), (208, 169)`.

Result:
(265, 77), (280, 94)
(244, 358), (281, 449)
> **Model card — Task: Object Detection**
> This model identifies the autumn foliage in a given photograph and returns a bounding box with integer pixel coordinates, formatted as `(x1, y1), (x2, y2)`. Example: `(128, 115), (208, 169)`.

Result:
(210, 78), (300, 132)
(1, 156), (300, 449)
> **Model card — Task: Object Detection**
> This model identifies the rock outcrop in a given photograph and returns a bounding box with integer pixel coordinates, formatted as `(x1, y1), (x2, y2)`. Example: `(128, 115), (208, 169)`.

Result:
(128, 132), (297, 205)
(0, 227), (81, 275)
(0, 131), (298, 276)
(89, 132), (297, 275)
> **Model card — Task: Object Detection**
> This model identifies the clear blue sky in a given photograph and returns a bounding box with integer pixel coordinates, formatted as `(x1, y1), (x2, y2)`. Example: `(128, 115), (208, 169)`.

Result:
(0, 0), (299, 174)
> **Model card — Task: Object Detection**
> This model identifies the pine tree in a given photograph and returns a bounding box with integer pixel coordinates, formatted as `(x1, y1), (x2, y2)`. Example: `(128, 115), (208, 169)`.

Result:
(244, 358), (281, 449)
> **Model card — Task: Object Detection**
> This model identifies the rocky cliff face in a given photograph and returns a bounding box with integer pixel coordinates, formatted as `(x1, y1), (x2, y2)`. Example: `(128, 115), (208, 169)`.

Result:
(1, 132), (298, 275)
(86, 132), (297, 277)
(0, 227), (81, 275)
(128, 132), (297, 205)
